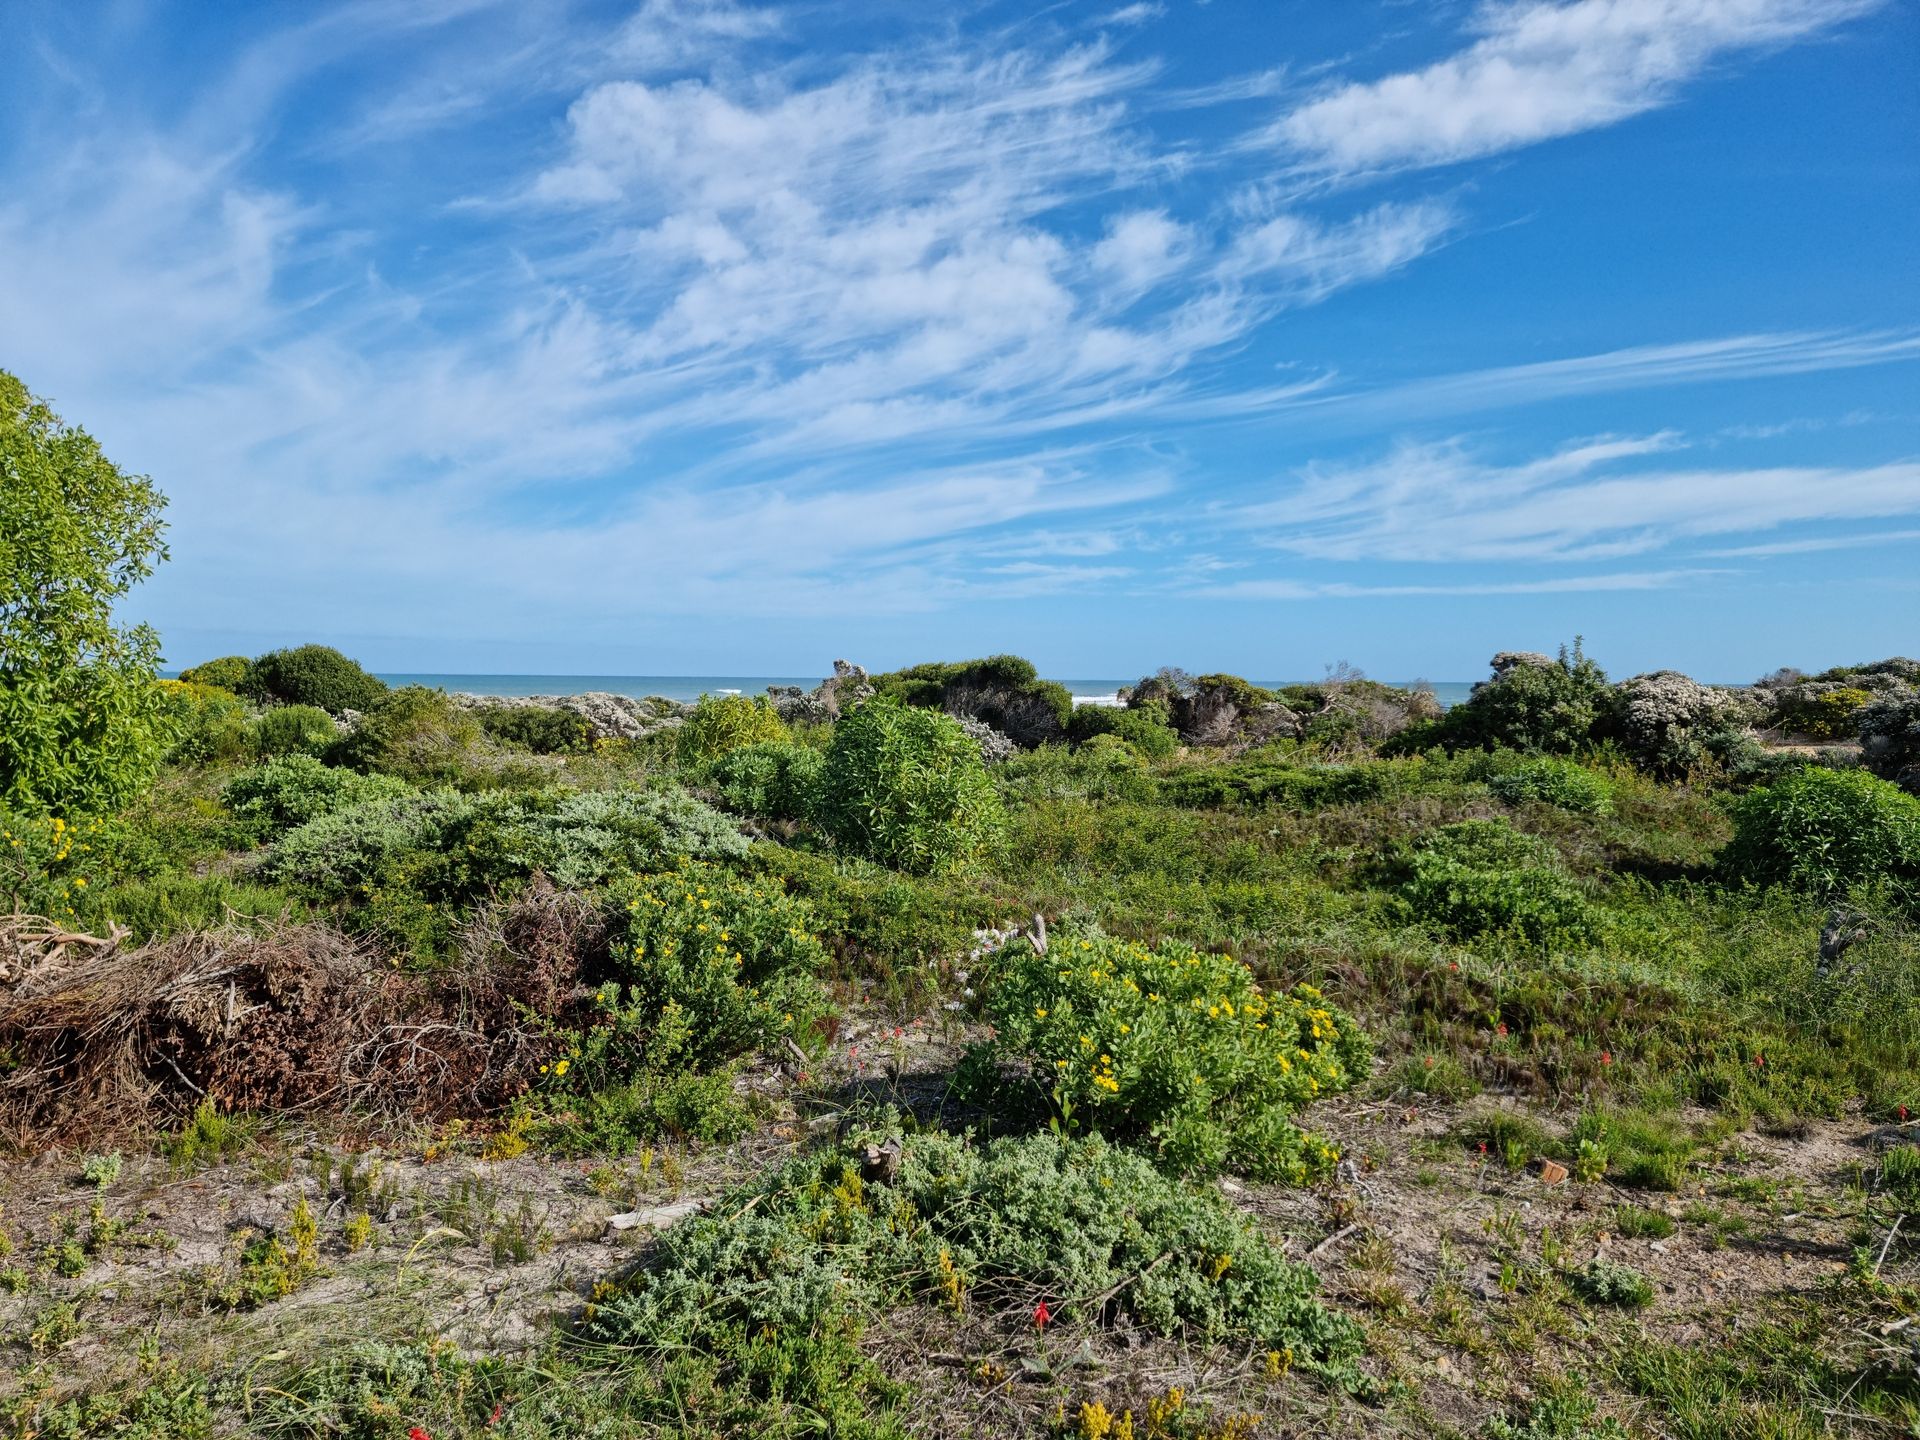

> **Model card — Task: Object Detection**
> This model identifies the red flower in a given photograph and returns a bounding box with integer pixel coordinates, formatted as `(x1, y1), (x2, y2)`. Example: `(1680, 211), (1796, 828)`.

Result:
(409, 1429), (433, 1440)
(1495, 1023), (1508, 1037)
(488, 1401), (504, 1426)
(1422, 1056), (1434, 1068)
(1753, 1054), (1765, 1068)
(1448, 961), (1459, 972)
(1900, 1105), (1910, 1122)
(1600, 1050), (1612, 1066)
(1477, 1141), (1488, 1156)
(1033, 1301), (1051, 1330)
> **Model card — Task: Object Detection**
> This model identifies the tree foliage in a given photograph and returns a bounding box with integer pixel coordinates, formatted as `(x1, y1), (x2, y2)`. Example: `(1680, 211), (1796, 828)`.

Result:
(0, 370), (172, 814)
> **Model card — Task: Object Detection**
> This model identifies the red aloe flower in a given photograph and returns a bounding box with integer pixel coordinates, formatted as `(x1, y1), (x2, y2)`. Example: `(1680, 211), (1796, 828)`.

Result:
(1033, 1300), (1052, 1330)
(409, 1428), (434, 1440)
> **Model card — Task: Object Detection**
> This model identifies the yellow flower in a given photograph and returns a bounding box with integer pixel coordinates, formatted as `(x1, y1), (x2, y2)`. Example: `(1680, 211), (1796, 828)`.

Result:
(554, 1059), (570, 1076)
(1035, 1006), (1049, 1019)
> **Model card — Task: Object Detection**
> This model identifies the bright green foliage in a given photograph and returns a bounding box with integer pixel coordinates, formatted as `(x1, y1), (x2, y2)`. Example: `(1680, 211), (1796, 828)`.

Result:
(1490, 757), (1614, 814)
(222, 755), (412, 840)
(675, 693), (790, 766)
(995, 740), (1159, 805)
(969, 931), (1369, 1179)
(586, 1128), (1364, 1384)
(1724, 767), (1920, 900)
(708, 740), (824, 821)
(1067, 703), (1181, 757)
(0, 808), (106, 917)
(1160, 753), (1412, 810)
(154, 679), (251, 766)
(1776, 686), (1872, 741)
(473, 703), (591, 754)
(549, 861), (828, 1092)
(1398, 819), (1595, 945)
(263, 790), (477, 895)
(872, 653), (1073, 745)
(327, 685), (488, 784)
(251, 703), (338, 758)
(0, 370), (173, 815)
(468, 786), (747, 888)
(1419, 642), (1610, 756)
(1486, 1381), (1631, 1439)
(816, 698), (1004, 873)
(242, 645), (386, 714)
(176, 656), (251, 692)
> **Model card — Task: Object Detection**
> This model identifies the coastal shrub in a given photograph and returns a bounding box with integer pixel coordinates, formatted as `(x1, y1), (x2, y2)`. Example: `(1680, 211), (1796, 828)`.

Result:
(327, 685), (493, 785)
(469, 786), (747, 889)
(816, 699), (1004, 874)
(242, 644), (386, 715)
(1159, 754), (1407, 811)
(262, 790), (477, 896)
(155, 679), (252, 767)
(708, 740), (824, 822)
(473, 703), (590, 754)
(966, 930), (1370, 1180)
(222, 755), (412, 841)
(0, 808), (106, 917)
(872, 654), (1072, 748)
(1722, 767), (1920, 900)
(1860, 690), (1920, 792)
(676, 693), (790, 767)
(1776, 686), (1872, 741)
(1604, 670), (1763, 778)
(176, 656), (251, 691)
(549, 861), (829, 1086)
(1397, 819), (1594, 946)
(1490, 757), (1614, 814)
(585, 1128), (1364, 1385)
(1066, 703), (1180, 758)
(0, 369), (173, 816)
(1410, 642), (1610, 756)
(251, 703), (338, 758)
(994, 741), (1158, 806)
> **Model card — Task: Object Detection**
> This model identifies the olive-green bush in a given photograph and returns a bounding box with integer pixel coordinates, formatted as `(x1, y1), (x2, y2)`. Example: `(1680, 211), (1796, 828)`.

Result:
(675, 693), (790, 767)
(1489, 756), (1614, 814)
(1066, 703), (1180, 757)
(176, 656), (252, 692)
(1397, 819), (1595, 945)
(815, 699), (1004, 873)
(251, 703), (339, 758)
(1723, 767), (1920, 900)
(328, 685), (492, 784)
(222, 755), (414, 842)
(243, 645), (387, 714)
(155, 680), (252, 767)
(708, 741), (824, 821)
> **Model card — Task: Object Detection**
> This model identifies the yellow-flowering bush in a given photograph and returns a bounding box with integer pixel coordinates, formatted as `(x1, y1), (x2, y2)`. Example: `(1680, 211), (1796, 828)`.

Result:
(0, 808), (103, 917)
(968, 930), (1369, 1179)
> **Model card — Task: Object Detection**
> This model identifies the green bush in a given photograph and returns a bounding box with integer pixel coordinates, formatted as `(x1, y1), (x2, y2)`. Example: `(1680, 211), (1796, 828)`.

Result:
(243, 645), (386, 714)
(1066, 704), (1180, 758)
(708, 741), (824, 821)
(1489, 757), (1614, 814)
(1776, 686), (1872, 741)
(155, 679), (252, 767)
(1159, 753), (1408, 810)
(1415, 642), (1610, 756)
(262, 790), (477, 896)
(176, 656), (252, 691)
(1570, 1257), (1654, 1308)
(676, 693), (789, 767)
(994, 741), (1158, 806)
(871, 654), (1072, 746)
(467, 786), (747, 888)
(0, 369), (173, 816)
(0, 808), (107, 918)
(251, 703), (338, 758)
(1398, 820), (1595, 946)
(966, 930), (1369, 1179)
(222, 755), (413, 840)
(586, 1128), (1364, 1383)
(546, 861), (829, 1091)
(1723, 767), (1920, 899)
(473, 703), (590, 754)
(327, 685), (492, 784)
(816, 699), (1004, 874)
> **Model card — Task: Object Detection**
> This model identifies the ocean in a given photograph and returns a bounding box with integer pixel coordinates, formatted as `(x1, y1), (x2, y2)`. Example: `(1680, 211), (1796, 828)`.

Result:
(374, 674), (1480, 709)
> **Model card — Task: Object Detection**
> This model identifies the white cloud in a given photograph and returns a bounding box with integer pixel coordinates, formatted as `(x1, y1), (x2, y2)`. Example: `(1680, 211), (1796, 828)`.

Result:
(1232, 433), (1920, 563)
(1222, 200), (1456, 298)
(1104, 4), (1166, 27)
(1092, 209), (1193, 292)
(1275, 0), (1880, 174)
(614, 0), (782, 70)
(1207, 570), (1715, 599)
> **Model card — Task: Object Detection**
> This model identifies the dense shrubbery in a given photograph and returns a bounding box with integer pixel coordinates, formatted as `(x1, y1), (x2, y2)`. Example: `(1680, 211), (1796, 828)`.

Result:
(0, 808), (105, 916)
(994, 740), (1158, 805)
(708, 740), (824, 821)
(1413, 643), (1611, 756)
(242, 644), (386, 714)
(261, 790), (477, 895)
(816, 699), (1004, 873)
(872, 654), (1072, 747)
(586, 1128), (1364, 1385)
(251, 703), (338, 758)
(1490, 756), (1614, 814)
(969, 930), (1369, 1180)
(222, 754), (413, 840)
(1159, 753), (1409, 811)
(1066, 702), (1180, 757)
(474, 703), (591, 754)
(1776, 685), (1872, 741)
(155, 679), (251, 766)
(1723, 767), (1920, 900)
(328, 685), (497, 784)
(176, 656), (252, 691)
(1396, 819), (1595, 945)
(469, 786), (746, 888)
(676, 693), (790, 766)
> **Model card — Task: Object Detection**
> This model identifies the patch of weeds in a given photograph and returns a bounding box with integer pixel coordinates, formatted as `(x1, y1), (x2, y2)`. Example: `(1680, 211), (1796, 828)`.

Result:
(437, 1176), (550, 1266)
(28, 1299), (82, 1351)
(1457, 1109), (1560, 1172)
(342, 1212), (374, 1252)
(1570, 1107), (1696, 1191)
(1383, 1051), (1480, 1100)
(213, 1196), (319, 1310)
(1613, 1205), (1676, 1240)
(1679, 1202), (1752, 1248)
(77, 1152), (122, 1189)
(1570, 1258), (1654, 1308)
(1486, 1376), (1630, 1438)
(160, 1098), (258, 1170)
(1057, 1387), (1264, 1439)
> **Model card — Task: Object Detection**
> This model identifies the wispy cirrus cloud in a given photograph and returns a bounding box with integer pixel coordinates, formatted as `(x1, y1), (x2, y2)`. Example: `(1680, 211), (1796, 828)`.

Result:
(1272, 0), (1883, 176)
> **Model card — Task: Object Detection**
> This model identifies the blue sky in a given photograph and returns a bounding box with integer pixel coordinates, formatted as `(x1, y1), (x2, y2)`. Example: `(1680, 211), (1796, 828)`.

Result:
(3, 0), (1915, 681)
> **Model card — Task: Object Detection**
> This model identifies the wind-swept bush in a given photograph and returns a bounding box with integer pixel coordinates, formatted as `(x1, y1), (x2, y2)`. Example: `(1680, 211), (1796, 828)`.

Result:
(1409, 643), (1610, 757)
(1066, 703), (1180, 758)
(176, 656), (252, 692)
(243, 645), (386, 715)
(155, 679), (252, 767)
(816, 699), (1003, 873)
(676, 693), (790, 767)
(967, 930), (1369, 1180)
(872, 654), (1072, 747)
(1723, 767), (1920, 900)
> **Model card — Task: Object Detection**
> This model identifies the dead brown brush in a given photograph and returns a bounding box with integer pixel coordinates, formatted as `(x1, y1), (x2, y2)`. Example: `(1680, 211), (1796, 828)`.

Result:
(0, 880), (609, 1146)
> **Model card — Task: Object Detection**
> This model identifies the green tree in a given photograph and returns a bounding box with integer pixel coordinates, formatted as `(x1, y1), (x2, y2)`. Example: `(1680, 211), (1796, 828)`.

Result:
(0, 371), (171, 814)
